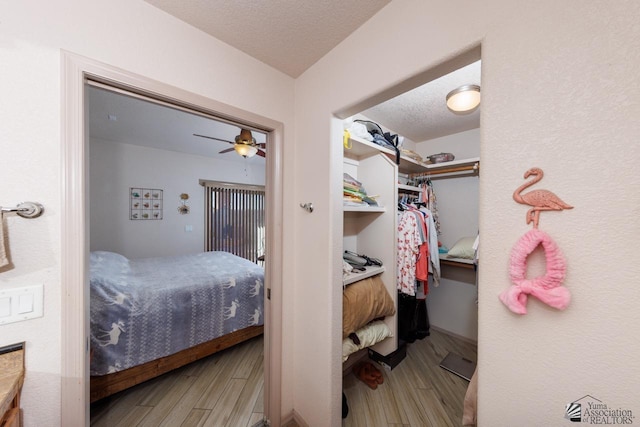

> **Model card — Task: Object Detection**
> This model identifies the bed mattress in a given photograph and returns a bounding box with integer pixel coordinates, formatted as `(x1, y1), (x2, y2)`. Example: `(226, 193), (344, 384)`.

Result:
(89, 250), (264, 376)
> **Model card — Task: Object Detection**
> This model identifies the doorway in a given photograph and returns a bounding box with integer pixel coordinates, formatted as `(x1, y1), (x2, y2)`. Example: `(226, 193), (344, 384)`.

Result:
(87, 82), (268, 423)
(337, 50), (481, 425)
(61, 52), (284, 426)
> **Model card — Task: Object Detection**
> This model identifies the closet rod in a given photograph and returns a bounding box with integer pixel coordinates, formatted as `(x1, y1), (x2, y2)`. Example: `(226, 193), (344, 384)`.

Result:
(409, 162), (479, 178)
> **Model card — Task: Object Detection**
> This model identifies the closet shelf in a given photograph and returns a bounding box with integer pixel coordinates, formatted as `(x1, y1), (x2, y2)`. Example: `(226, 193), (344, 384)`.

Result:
(344, 135), (393, 159)
(398, 184), (422, 193)
(344, 135), (480, 176)
(409, 157), (480, 177)
(343, 265), (386, 286)
(344, 135), (431, 174)
(440, 256), (477, 270)
(343, 205), (386, 213)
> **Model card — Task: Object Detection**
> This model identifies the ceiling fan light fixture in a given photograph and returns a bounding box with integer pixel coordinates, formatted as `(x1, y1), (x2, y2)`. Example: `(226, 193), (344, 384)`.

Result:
(234, 143), (258, 158)
(235, 129), (256, 145)
(446, 84), (481, 113)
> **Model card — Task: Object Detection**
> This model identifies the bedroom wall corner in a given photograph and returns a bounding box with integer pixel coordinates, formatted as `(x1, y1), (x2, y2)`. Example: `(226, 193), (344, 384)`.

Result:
(89, 138), (266, 259)
(2, 1), (295, 425)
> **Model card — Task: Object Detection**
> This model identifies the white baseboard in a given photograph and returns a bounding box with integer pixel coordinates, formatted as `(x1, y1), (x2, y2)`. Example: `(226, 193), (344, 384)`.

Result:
(430, 325), (478, 345)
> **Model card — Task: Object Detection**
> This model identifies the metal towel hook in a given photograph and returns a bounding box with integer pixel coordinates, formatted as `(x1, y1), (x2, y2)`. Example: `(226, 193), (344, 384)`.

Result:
(299, 202), (314, 213)
(1, 202), (44, 219)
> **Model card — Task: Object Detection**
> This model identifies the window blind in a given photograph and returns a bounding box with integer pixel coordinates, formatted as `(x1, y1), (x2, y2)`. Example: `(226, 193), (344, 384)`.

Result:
(201, 180), (265, 263)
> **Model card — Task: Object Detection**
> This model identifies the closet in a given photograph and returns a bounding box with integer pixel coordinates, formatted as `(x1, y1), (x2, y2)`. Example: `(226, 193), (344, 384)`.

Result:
(342, 135), (398, 357)
(343, 128), (480, 358)
(341, 124), (480, 425)
(401, 155), (480, 347)
(339, 57), (481, 425)
(342, 133), (479, 358)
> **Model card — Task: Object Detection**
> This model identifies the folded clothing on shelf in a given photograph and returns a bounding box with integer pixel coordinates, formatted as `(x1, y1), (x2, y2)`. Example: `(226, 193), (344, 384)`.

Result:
(343, 173), (378, 206)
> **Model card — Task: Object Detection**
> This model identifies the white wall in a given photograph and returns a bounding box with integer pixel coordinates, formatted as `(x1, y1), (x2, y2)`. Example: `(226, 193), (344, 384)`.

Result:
(0, 1), (294, 425)
(415, 128), (480, 250)
(416, 128), (480, 340)
(294, 1), (640, 425)
(3, 0), (640, 425)
(90, 138), (265, 259)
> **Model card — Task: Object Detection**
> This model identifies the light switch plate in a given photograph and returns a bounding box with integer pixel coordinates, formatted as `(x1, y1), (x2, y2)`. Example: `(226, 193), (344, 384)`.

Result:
(0, 284), (44, 325)
(0, 297), (11, 318)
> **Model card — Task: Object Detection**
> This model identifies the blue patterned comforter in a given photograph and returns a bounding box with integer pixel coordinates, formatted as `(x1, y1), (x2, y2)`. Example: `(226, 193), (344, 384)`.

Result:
(90, 251), (264, 376)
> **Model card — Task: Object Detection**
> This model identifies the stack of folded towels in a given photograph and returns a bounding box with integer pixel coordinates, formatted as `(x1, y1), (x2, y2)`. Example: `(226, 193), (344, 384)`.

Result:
(343, 173), (378, 207)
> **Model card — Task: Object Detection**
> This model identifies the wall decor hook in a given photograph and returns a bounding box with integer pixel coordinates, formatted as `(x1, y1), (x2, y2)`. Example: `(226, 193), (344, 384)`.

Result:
(299, 202), (314, 213)
(513, 167), (573, 228)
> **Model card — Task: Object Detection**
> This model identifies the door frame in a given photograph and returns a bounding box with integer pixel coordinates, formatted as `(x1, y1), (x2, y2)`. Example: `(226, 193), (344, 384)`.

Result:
(60, 51), (284, 426)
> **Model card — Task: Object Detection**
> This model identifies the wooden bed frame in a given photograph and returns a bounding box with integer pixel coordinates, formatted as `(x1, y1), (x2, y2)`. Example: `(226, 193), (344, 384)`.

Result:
(90, 325), (264, 402)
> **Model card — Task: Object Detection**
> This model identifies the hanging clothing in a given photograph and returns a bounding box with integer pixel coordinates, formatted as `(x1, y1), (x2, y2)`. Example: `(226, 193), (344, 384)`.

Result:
(397, 206), (433, 295)
(415, 241), (429, 282)
(397, 211), (420, 296)
(397, 290), (430, 342)
(413, 210), (429, 283)
(421, 207), (441, 287)
(396, 205), (433, 338)
(421, 181), (441, 235)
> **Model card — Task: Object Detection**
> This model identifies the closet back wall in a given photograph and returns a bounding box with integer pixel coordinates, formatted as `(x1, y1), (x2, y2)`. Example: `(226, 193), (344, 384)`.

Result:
(90, 138), (266, 259)
(417, 128), (479, 341)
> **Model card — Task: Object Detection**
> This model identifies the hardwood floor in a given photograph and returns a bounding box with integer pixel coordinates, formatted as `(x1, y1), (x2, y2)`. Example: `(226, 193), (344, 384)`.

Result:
(90, 329), (476, 427)
(90, 335), (265, 427)
(342, 329), (477, 427)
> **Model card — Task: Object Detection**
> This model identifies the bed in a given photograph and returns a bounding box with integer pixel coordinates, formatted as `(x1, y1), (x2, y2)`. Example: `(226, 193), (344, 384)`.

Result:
(89, 250), (264, 402)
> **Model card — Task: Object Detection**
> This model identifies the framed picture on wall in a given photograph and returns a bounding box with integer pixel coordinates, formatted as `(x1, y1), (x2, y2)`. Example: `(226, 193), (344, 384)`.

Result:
(130, 187), (163, 220)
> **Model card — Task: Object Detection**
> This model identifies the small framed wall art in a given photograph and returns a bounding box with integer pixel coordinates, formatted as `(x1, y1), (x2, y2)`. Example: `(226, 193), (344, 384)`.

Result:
(130, 187), (163, 220)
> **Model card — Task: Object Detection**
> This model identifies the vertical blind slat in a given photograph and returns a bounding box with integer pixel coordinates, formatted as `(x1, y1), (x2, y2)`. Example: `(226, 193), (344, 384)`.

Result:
(205, 184), (265, 263)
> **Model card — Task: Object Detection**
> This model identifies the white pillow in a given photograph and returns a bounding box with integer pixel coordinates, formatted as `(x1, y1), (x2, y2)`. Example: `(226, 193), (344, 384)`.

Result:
(447, 236), (477, 259)
(342, 320), (392, 362)
(90, 251), (131, 271)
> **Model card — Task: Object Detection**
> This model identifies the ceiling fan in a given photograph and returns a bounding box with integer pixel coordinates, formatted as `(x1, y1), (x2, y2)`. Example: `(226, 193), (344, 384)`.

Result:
(193, 128), (266, 158)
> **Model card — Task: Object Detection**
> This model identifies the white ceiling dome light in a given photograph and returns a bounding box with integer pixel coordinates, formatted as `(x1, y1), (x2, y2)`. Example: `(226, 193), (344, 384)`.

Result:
(446, 84), (481, 113)
(234, 143), (258, 158)
(233, 128), (259, 158)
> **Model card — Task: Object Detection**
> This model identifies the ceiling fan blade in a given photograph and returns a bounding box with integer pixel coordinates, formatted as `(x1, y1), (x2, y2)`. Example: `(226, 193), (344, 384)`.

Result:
(218, 147), (235, 154)
(256, 149), (266, 158)
(193, 133), (234, 145)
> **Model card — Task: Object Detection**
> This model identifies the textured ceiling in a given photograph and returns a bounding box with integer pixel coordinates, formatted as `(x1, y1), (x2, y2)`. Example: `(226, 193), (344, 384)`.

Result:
(88, 85), (266, 165)
(144, 0), (391, 78)
(361, 61), (481, 142)
(92, 3), (480, 152)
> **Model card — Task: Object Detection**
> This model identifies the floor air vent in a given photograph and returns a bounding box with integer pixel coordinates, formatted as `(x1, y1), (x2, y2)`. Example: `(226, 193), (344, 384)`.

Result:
(439, 352), (476, 381)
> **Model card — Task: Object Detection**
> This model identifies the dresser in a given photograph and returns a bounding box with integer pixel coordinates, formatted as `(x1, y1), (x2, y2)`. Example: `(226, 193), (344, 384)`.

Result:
(0, 343), (24, 427)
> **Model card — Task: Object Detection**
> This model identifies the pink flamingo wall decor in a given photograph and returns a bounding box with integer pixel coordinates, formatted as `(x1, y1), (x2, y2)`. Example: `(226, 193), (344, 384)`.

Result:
(500, 167), (573, 314)
(513, 167), (573, 228)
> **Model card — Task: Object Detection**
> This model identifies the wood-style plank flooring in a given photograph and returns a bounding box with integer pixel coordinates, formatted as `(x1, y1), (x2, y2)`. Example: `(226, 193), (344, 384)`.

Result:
(90, 329), (476, 427)
(90, 335), (265, 427)
(342, 329), (477, 427)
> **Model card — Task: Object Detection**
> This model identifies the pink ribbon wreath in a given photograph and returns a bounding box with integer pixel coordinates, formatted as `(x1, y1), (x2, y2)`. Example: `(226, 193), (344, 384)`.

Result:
(499, 228), (571, 314)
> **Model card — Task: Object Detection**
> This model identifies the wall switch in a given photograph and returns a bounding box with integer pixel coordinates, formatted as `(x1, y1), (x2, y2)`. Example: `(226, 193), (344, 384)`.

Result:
(18, 294), (33, 314)
(0, 297), (11, 318)
(0, 284), (44, 325)
(185, 225), (193, 232)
